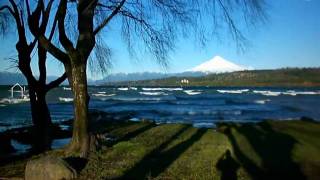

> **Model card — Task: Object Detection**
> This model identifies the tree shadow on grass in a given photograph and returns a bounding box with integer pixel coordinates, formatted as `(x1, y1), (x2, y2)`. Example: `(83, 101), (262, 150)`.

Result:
(224, 122), (306, 180)
(121, 126), (207, 179)
(106, 122), (156, 147)
(216, 149), (240, 180)
(118, 123), (156, 142)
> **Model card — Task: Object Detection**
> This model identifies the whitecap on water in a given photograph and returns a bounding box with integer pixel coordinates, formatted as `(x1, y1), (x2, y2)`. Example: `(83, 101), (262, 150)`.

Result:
(59, 125), (70, 131)
(217, 89), (249, 94)
(254, 99), (271, 104)
(129, 117), (140, 122)
(92, 93), (116, 97)
(282, 91), (297, 96)
(58, 97), (73, 102)
(63, 87), (71, 91)
(253, 90), (281, 96)
(183, 90), (202, 95)
(193, 122), (216, 128)
(251, 90), (320, 96)
(11, 139), (32, 154)
(0, 97), (30, 104)
(118, 87), (129, 91)
(142, 87), (183, 91)
(109, 97), (165, 101)
(139, 91), (168, 96)
(283, 90), (320, 96)
(129, 87), (138, 90)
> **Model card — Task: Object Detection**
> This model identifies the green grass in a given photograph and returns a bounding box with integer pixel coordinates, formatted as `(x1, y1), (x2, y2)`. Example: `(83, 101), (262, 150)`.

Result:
(1, 120), (320, 179)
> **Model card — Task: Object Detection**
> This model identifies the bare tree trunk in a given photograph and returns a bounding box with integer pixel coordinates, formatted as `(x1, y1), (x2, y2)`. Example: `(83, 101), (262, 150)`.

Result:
(65, 62), (91, 157)
(28, 86), (53, 152)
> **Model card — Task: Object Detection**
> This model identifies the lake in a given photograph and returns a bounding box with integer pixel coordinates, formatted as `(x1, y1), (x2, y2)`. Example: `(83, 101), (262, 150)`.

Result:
(1, 85), (320, 131)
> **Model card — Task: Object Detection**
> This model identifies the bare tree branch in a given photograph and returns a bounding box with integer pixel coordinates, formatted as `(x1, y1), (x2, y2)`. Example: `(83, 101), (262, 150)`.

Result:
(25, 0), (31, 16)
(0, 6), (14, 36)
(48, 11), (58, 41)
(57, 0), (75, 52)
(46, 72), (67, 91)
(0, 5), (15, 16)
(38, 36), (69, 64)
(39, 0), (55, 35)
(93, 0), (126, 35)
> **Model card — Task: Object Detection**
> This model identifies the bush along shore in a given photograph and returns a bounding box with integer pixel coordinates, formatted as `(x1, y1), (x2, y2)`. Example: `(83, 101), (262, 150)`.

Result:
(0, 112), (320, 179)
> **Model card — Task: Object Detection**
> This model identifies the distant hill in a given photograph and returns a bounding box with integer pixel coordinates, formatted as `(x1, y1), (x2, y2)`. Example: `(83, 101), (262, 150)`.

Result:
(0, 72), (27, 85)
(96, 56), (250, 84)
(0, 72), (68, 85)
(95, 71), (205, 84)
(107, 68), (320, 87)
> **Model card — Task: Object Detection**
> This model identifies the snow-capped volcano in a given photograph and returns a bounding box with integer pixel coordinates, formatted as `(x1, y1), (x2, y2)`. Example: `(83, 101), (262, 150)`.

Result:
(189, 56), (251, 73)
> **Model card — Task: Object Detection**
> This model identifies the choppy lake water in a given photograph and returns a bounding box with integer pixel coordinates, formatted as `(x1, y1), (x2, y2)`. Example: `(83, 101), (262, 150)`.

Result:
(1, 85), (320, 131)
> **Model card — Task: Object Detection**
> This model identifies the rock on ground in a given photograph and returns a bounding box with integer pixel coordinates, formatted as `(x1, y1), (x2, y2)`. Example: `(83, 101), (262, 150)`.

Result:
(25, 156), (77, 180)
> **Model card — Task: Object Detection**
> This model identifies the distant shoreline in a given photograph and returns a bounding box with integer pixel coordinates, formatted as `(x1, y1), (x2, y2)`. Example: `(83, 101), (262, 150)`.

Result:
(103, 68), (320, 87)
(1, 68), (320, 87)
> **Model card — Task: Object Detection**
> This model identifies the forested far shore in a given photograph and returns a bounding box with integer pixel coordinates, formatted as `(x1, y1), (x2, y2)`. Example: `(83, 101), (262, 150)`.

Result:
(106, 68), (320, 87)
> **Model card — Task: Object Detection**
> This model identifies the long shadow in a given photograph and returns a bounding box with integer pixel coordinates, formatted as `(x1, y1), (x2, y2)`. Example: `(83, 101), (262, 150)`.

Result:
(256, 122), (305, 179)
(106, 123), (156, 147)
(121, 126), (206, 179)
(224, 126), (264, 179)
(216, 150), (240, 180)
(225, 122), (306, 179)
(119, 123), (156, 142)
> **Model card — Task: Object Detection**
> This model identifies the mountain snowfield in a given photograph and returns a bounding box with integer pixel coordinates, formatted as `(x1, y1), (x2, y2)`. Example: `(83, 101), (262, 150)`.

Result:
(189, 56), (252, 73)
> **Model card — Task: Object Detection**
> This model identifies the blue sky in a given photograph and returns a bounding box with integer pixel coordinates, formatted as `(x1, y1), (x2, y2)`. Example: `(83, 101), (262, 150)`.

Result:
(0, 0), (319, 79)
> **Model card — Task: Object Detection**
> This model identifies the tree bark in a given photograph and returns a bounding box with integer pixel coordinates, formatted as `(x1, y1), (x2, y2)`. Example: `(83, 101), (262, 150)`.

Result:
(28, 86), (53, 152)
(65, 62), (91, 157)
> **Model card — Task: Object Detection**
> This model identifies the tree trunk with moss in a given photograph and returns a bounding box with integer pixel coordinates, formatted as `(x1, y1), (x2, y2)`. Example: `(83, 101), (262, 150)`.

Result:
(65, 61), (91, 157)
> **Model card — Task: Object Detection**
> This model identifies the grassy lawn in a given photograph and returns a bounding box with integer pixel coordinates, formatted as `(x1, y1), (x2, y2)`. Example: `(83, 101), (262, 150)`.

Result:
(1, 120), (320, 179)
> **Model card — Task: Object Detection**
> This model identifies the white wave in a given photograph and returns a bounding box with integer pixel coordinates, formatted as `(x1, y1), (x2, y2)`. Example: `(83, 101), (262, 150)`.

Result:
(97, 91), (107, 94)
(253, 90), (281, 96)
(283, 90), (320, 96)
(63, 87), (71, 91)
(254, 99), (271, 104)
(253, 90), (320, 97)
(0, 104), (6, 107)
(129, 118), (140, 122)
(142, 87), (183, 91)
(0, 97), (30, 104)
(129, 87), (138, 90)
(282, 91), (297, 96)
(193, 122), (216, 128)
(164, 88), (183, 91)
(11, 139), (31, 154)
(59, 97), (73, 102)
(118, 87), (129, 91)
(142, 88), (159, 91)
(110, 97), (163, 101)
(139, 91), (168, 96)
(59, 125), (70, 131)
(184, 90), (202, 95)
(92, 93), (116, 97)
(217, 89), (249, 94)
